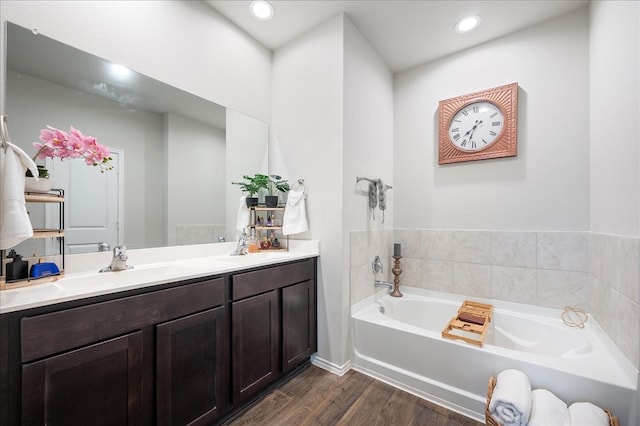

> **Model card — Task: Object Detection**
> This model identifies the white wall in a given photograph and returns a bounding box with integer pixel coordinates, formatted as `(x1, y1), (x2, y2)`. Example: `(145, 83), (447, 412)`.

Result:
(271, 14), (394, 369)
(271, 15), (345, 367)
(343, 17), (394, 362)
(589, 0), (640, 237)
(0, 0), (272, 122)
(166, 113), (225, 245)
(394, 8), (590, 231)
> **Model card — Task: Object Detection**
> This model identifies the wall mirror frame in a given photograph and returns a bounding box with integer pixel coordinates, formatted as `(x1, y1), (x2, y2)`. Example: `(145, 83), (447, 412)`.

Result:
(3, 21), (269, 255)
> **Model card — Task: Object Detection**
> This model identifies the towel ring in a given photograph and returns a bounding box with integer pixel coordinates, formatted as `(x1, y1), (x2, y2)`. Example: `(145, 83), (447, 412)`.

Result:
(292, 178), (306, 193)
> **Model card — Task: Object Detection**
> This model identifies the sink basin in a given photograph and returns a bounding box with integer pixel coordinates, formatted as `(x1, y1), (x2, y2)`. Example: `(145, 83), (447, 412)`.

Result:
(57, 264), (199, 295)
(220, 251), (291, 263)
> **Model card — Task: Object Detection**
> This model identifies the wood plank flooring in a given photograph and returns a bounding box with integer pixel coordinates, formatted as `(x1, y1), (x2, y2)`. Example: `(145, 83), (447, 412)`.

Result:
(223, 365), (483, 426)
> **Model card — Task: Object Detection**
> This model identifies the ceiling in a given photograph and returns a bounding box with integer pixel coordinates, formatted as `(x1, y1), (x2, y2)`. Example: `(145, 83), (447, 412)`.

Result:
(206, 0), (589, 73)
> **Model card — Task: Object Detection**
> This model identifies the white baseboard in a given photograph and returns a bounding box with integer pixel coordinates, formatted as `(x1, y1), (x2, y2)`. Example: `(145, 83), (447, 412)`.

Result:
(310, 354), (352, 376)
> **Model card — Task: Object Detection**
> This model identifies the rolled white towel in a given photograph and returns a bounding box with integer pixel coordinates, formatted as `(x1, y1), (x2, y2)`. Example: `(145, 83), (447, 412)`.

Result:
(529, 389), (571, 426)
(569, 402), (610, 426)
(489, 369), (532, 426)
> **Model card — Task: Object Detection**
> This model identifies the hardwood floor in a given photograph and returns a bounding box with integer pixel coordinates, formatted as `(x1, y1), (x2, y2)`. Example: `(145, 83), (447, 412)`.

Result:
(224, 365), (483, 426)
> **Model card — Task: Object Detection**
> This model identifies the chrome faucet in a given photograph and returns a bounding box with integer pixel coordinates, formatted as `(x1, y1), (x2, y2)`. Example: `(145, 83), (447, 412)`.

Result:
(230, 233), (248, 256)
(374, 280), (394, 292)
(99, 245), (133, 272)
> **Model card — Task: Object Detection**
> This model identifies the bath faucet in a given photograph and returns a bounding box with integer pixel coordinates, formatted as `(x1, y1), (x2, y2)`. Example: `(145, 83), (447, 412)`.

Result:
(374, 280), (394, 292)
(231, 233), (248, 256)
(99, 245), (133, 272)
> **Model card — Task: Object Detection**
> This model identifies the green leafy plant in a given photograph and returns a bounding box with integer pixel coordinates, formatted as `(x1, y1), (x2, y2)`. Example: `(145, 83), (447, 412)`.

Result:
(232, 173), (269, 197)
(267, 175), (290, 196)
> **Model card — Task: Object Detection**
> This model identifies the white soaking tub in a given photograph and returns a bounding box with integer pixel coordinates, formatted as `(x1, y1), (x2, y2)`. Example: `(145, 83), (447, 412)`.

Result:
(351, 287), (638, 424)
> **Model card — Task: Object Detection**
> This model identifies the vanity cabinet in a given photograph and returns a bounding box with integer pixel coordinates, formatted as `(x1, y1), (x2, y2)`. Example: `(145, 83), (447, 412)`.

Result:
(22, 331), (145, 425)
(0, 257), (317, 426)
(156, 306), (227, 426)
(230, 258), (316, 405)
(231, 290), (280, 404)
(7, 276), (227, 426)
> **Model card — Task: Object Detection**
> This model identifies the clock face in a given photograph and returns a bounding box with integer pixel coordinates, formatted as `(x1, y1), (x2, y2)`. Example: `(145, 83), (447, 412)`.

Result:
(448, 101), (504, 152)
(438, 82), (518, 164)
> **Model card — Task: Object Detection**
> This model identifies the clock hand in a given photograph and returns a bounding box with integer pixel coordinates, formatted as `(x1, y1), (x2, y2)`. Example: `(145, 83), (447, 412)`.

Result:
(467, 120), (483, 140)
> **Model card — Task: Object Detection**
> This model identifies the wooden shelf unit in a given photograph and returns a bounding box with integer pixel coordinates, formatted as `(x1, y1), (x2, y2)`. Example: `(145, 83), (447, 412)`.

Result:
(0, 189), (65, 290)
(249, 205), (288, 251)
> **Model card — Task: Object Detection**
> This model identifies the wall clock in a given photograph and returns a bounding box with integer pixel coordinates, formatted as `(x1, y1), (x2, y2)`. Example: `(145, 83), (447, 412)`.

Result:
(438, 82), (518, 164)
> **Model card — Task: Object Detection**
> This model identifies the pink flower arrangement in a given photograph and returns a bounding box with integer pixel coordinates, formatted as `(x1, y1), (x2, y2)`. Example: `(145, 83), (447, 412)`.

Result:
(31, 125), (113, 176)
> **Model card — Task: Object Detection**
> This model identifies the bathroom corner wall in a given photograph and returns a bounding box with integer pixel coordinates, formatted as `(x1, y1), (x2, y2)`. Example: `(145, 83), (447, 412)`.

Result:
(589, 1), (640, 372)
(590, 234), (640, 370)
(349, 229), (394, 304)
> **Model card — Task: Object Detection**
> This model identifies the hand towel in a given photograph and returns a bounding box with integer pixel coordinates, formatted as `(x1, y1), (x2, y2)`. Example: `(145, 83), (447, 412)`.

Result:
(236, 195), (250, 232)
(282, 187), (308, 235)
(1, 142), (39, 249)
(488, 369), (532, 426)
(529, 389), (571, 426)
(569, 402), (610, 426)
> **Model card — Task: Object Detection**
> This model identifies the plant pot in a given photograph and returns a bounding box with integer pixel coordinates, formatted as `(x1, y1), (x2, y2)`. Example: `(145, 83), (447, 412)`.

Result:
(25, 177), (54, 193)
(246, 197), (259, 208)
(264, 195), (278, 208)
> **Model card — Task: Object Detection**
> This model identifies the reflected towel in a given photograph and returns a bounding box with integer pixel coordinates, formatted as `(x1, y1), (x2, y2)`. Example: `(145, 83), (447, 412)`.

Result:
(529, 389), (570, 426)
(569, 402), (610, 426)
(236, 196), (250, 232)
(1, 142), (39, 249)
(282, 188), (308, 235)
(488, 369), (532, 426)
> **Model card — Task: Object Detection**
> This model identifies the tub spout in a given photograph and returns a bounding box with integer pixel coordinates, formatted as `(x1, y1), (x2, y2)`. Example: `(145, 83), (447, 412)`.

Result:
(374, 280), (394, 292)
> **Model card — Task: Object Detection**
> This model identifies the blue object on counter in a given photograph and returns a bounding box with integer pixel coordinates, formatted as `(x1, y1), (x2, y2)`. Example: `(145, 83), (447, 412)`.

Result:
(30, 262), (60, 279)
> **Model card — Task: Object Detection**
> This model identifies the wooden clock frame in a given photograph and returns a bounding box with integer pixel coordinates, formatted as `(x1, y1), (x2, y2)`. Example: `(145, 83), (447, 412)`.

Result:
(438, 82), (518, 164)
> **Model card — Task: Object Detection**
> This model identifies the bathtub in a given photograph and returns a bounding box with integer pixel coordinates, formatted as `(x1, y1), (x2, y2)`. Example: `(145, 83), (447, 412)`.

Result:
(351, 287), (639, 424)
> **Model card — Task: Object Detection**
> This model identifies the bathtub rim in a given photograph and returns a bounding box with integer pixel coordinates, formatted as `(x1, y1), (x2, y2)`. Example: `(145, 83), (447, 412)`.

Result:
(351, 286), (639, 390)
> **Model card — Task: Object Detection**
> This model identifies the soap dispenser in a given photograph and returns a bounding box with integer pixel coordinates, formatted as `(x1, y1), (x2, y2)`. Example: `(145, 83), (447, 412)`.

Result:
(6, 254), (29, 282)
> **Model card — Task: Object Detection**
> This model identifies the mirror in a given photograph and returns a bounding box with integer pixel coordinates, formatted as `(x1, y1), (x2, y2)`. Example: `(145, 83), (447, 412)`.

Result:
(4, 22), (268, 254)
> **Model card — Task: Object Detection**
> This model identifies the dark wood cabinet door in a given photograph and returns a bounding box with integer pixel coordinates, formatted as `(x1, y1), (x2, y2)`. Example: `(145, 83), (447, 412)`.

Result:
(231, 291), (279, 404)
(22, 331), (145, 426)
(156, 307), (227, 426)
(282, 280), (317, 373)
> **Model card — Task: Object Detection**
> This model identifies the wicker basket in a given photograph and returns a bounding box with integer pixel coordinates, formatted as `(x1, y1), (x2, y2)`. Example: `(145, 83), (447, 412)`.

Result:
(485, 376), (619, 426)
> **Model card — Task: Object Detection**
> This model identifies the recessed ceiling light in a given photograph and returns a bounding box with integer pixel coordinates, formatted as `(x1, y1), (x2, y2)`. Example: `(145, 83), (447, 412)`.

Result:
(250, 0), (274, 21)
(455, 15), (481, 33)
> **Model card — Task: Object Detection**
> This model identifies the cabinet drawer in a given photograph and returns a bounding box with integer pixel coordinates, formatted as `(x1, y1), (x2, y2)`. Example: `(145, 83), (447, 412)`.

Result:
(232, 259), (314, 301)
(21, 277), (225, 362)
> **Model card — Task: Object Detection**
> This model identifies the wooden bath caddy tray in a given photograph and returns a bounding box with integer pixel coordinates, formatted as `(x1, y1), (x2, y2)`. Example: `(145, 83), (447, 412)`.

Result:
(442, 300), (493, 347)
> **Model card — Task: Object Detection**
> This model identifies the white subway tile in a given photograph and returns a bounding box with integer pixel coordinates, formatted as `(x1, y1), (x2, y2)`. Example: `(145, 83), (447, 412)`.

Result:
(491, 231), (537, 268)
(492, 266), (536, 304)
(537, 269), (588, 309)
(453, 263), (491, 298)
(537, 232), (589, 272)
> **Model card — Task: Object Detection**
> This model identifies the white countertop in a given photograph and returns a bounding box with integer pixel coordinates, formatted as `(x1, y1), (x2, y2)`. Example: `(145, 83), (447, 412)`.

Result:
(1, 240), (319, 314)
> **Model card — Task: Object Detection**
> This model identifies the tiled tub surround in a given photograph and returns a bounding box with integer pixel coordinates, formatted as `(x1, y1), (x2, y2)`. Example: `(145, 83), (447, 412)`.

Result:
(349, 229), (639, 370)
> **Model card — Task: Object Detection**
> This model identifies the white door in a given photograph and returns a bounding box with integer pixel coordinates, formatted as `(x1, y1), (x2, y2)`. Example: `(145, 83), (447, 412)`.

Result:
(51, 151), (122, 254)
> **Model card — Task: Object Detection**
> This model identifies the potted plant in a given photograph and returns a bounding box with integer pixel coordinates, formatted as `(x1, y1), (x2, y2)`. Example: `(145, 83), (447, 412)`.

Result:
(232, 173), (269, 207)
(265, 175), (290, 208)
